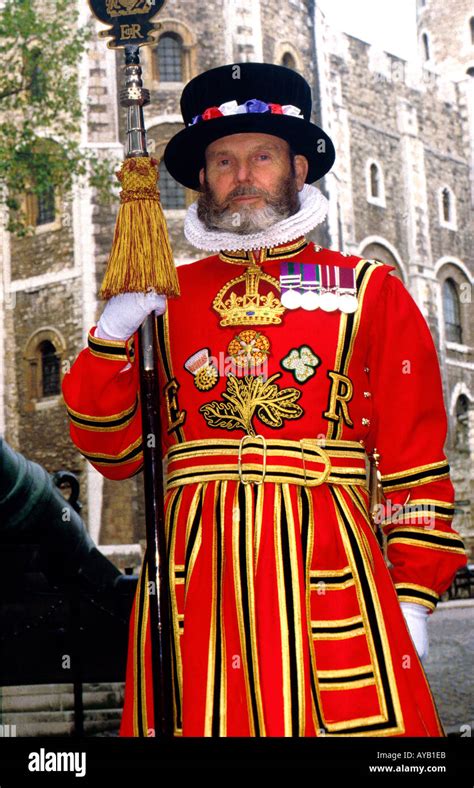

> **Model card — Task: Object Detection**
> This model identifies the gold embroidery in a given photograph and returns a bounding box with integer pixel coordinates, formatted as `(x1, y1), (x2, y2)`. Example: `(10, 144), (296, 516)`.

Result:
(304, 488), (328, 733)
(388, 537), (466, 555)
(232, 485), (256, 736)
(244, 484), (266, 735)
(80, 435), (142, 466)
(167, 488), (184, 733)
(219, 483), (228, 736)
(319, 677), (376, 691)
(204, 484), (219, 736)
(381, 460), (450, 481)
(164, 378), (186, 434)
(274, 485), (292, 736)
(227, 330), (271, 368)
(318, 664), (373, 679)
(218, 237), (308, 265)
(195, 365), (219, 391)
(283, 483), (306, 735)
(327, 259), (380, 441)
(330, 486), (405, 736)
(323, 371), (354, 428)
(213, 265), (285, 326)
(184, 486), (203, 608)
(200, 373), (303, 436)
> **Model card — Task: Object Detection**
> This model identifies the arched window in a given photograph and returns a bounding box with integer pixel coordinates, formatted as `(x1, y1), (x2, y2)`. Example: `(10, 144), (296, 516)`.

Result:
(438, 186), (456, 229)
(159, 160), (186, 209)
(36, 185), (56, 226)
(157, 33), (183, 82)
(26, 47), (47, 101)
(455, 395), (470, 452)
(421, 32), (430, 61)
(443, 278), (463, 343)
(24, 328), (65, 407)
(366, 161), (385, 207)
(442, 188), (451, 222)
(282, 52), (296, 69)
(39, 340), (60, 396)
(359, 241), (405, 281)
(370, 163), (380, 198)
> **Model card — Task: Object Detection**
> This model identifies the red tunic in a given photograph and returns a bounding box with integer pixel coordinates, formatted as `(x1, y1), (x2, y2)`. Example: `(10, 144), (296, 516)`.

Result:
(62, 238), (466, 737)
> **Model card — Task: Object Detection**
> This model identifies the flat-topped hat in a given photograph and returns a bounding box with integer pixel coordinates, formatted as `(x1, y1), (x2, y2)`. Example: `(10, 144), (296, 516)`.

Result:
(163, 62), (336, 191)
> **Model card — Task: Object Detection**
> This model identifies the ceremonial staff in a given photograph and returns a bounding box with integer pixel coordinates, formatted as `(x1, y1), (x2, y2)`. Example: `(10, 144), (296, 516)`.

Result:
(88, 0), (180, 737)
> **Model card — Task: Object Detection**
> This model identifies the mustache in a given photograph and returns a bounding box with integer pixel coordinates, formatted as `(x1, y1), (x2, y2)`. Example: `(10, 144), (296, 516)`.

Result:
(222, 186), (268, 208)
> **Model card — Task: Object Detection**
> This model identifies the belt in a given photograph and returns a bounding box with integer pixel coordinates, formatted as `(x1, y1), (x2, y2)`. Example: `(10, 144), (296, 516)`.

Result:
(165, 437), (369, 489)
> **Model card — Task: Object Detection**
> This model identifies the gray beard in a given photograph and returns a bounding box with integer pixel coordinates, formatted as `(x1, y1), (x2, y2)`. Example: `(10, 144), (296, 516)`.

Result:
(196, 172), (301, 235)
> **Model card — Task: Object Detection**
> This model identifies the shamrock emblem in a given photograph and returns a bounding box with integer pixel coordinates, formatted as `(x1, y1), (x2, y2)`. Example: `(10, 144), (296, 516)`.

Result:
(281, 345), (321, 383)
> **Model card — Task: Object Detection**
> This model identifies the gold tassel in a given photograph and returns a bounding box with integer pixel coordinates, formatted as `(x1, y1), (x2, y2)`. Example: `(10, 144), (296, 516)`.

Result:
(368, 447), (387, 554)
(100, 157), (180, 300)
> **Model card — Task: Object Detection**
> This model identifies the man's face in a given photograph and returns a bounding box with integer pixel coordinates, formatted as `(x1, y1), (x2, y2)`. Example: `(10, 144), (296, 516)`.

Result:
(197, 133), (309, 234)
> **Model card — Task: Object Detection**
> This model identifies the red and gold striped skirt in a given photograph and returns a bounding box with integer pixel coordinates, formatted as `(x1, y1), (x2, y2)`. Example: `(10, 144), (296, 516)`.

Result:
(120, 439), (443, 737)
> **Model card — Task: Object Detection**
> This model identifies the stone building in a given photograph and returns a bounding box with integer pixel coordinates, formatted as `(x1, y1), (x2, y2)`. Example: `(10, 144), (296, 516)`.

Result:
(0, 0), (472, 562)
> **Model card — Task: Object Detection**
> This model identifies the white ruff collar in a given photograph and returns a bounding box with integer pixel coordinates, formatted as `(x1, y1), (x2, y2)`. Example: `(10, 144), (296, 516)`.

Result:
(183, 183), (329, 252)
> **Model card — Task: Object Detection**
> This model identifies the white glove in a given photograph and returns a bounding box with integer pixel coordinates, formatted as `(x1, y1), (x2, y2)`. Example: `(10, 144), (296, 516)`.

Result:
(95, 291), (167, 341)
(401, 602), (429, 661)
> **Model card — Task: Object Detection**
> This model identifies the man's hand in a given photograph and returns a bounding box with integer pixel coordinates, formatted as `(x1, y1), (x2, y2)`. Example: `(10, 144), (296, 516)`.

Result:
(95, 292), (167, 341)
(400, 602), (429, 661)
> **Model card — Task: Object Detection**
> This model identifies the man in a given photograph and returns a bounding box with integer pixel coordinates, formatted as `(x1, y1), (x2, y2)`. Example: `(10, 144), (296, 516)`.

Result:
(62, 63), (466, 737)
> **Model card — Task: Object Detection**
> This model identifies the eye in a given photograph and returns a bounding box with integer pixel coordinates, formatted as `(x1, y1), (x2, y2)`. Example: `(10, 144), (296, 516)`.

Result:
(256, 153), (270, 161)
(218, 158), (230, 166)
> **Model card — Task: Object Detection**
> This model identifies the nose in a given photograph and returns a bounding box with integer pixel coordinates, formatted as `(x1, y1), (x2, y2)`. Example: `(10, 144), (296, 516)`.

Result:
(235, 159), (252, 183)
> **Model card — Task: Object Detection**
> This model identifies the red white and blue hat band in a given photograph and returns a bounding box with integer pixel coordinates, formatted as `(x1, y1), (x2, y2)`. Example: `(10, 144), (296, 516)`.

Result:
(189, 99), (304, 126)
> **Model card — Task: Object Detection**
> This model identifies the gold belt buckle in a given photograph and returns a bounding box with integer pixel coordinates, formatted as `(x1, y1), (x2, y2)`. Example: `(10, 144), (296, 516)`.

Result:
(238, 434), (267, 485)
(300, 439), (331, 486)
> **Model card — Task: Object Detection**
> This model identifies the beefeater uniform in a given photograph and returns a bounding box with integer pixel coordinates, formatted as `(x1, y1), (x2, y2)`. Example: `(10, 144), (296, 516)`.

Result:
(61, 62), (466, 737)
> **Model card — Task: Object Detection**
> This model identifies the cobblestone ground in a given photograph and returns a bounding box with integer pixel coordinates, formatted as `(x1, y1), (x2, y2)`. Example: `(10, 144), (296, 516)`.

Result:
(423, 602), (474, 734)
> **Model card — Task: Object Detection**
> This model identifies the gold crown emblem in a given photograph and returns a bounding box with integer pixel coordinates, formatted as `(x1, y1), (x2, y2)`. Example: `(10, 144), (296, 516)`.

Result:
(213, 265), (285, 327)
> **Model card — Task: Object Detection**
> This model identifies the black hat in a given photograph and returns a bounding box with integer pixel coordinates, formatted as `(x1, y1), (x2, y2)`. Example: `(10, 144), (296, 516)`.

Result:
(163, 62), (335, 191)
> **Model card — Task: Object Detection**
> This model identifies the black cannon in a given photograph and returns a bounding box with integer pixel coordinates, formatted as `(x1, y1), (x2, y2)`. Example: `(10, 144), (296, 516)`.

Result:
(0, 437), (138, 735)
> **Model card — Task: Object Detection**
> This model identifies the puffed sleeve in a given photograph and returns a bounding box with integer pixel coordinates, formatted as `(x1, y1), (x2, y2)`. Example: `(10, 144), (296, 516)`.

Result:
(61, 326), (143, 480)
(366, 272), (467, 611)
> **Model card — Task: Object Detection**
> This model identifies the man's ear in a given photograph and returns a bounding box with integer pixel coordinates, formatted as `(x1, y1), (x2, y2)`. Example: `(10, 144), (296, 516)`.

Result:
(199, 167), (206, 186)
(294, 154), (309, 189)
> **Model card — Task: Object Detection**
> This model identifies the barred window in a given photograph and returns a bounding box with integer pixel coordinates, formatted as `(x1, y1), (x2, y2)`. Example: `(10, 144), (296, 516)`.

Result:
(36, 186), (56, 226)
(40, 340), (60, 396)
(443, 278), (462, 344)
(157, 33), (183, 82)
(159, 160), (186, 209)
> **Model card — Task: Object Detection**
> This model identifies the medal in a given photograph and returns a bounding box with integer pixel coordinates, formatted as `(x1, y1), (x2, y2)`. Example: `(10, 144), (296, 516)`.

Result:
(336, 267), (358, 313)
(319, 290), (339, 311)
(301, 290), (320, 310)
(280, 262), (302, 310)
(184, 348), (219, 391)
(281, 288), (302, 309)
(338, 294), (358, 313)
(280, 260), (359, 313)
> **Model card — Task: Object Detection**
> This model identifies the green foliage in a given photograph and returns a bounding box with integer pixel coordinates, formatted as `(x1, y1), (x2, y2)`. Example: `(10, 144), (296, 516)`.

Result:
(0, 0), (114, 235)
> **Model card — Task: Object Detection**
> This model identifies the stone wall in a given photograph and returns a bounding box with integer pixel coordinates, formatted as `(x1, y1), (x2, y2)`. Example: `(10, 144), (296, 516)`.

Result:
(1, 0), (472, 557)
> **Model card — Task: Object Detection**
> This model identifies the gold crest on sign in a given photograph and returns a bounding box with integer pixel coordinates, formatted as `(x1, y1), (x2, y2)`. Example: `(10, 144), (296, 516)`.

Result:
(213, 264), (285, 327)
(106, 0), (150, 17)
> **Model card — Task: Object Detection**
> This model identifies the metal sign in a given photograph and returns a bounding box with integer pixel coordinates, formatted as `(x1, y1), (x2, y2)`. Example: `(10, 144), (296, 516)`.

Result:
(88, 0), (167, 48)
